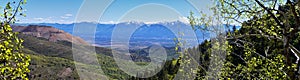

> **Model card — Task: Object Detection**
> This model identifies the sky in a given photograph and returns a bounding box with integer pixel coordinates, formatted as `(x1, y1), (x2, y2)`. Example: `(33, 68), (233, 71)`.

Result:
(0, 0), (214, 24)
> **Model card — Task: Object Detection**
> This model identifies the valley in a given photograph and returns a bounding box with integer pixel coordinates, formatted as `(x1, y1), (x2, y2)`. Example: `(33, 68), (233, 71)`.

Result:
(13, 25), (181, 79)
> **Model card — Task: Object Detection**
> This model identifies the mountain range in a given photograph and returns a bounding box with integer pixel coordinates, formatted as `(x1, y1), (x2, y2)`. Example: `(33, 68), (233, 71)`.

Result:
(16, 21), (212, 49)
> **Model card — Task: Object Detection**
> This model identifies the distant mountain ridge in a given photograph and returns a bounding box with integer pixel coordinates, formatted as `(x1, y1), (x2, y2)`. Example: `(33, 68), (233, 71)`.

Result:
(15, 21), (234, 48)
(27, 21), (207, 47)
(12, 25), (89, 45)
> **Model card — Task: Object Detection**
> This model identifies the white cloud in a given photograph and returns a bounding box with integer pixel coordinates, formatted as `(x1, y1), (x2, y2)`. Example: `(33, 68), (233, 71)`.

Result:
(33, 17), (54, 23)
(60, 16), (69, 19)
(48, 16), (53, 19)
(99, 21), (118, 24)
(60, 14), (73, 19)
(30, 17), (73, 24)
(65, 14), (73, 17)
(33, 18), (44, 21)
(178, 16), (189, 24)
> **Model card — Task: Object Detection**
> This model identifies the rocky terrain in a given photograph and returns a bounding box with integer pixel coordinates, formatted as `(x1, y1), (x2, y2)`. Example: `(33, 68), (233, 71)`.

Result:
(12, 25), (88, 45)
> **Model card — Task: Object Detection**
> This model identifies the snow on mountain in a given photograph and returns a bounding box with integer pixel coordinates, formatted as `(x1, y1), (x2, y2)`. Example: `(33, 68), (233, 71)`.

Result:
(15, 21), (209, 48)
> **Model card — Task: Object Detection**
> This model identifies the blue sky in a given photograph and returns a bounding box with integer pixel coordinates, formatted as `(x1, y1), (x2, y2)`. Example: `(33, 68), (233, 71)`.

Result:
(0, 0), (213, 24)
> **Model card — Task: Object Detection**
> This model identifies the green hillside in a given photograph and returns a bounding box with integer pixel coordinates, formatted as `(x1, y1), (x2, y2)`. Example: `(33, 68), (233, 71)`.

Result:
(19, 34), (180, 80)
(18, 34), (128, 79)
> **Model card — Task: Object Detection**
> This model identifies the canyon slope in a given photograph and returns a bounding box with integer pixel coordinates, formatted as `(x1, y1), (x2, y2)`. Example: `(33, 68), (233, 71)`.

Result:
(12, 25), (88, 45)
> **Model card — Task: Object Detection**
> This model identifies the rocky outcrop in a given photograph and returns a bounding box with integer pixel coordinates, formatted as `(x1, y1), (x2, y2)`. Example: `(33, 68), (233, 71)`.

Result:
(12, 25), (89, 45)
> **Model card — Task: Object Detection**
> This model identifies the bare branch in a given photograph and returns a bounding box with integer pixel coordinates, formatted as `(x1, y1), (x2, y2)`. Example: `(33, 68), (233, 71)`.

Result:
(290, 2), (300, 37)
(289, 44), (300, 64)
(231, 52), (247, 64)
(255, 0), (284, 27)
(7, 0), (23, 23)
(265, 46), (270, 57)
(227, 33), (283, 41)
